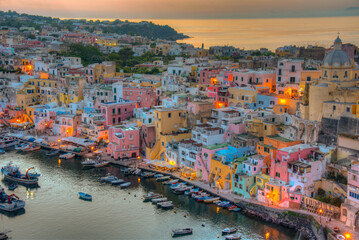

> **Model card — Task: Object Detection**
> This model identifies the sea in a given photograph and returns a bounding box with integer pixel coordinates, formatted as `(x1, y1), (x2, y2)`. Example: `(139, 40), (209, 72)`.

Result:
(0, 150), (300, 240)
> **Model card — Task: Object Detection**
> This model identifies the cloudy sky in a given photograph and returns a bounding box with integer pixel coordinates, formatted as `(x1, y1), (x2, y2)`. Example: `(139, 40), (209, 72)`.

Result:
(1, 0), (359, 19)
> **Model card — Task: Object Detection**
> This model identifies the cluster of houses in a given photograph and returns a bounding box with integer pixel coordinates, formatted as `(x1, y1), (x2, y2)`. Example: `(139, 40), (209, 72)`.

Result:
(1, 19), (359, 231)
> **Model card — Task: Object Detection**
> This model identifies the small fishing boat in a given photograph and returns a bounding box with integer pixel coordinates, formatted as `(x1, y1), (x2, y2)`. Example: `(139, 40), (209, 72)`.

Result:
(94, 160), (109, 168)
(225, 234), (241, 240)
(15, 143), (27, 150)
(0, 186), (25, 212)
(23, 145), (41, 152)
(46, 150), (59, 156)
(157, 200), (172, 208)
(163, 179), (178, 185)
(0, 231), (9, 240)
(143, 193), (163, 202)
(203, 197), (220, 204)
(157, 176), (171, 182)
(171, 228), (193, 237)
(81, 159), (96, 167)
(151, 197), (168, 204)
(228, 206), (240, 212)
(141, 172), (156, 178)
(154, 174), (164, 178)
(111, 179), (125, 185)
(0, 149), (4, 154)
(100, 174), (118, 183)
(133, 169), (142, 175)
(160, 202), (174, 210)
(120, 182), (131, 188)
(1, 164), (39, 185)
(222, 227), (238, 235)
(59, 153), (75, 159)
(78, 192), (92, 201)
(8, 183), (17, 191)
(123, 168), (133, 175)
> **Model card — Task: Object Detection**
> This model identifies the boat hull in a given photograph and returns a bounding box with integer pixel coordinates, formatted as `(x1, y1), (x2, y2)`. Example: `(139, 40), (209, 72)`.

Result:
(0, 200), (25, 212)
(3, 175), (38, 185)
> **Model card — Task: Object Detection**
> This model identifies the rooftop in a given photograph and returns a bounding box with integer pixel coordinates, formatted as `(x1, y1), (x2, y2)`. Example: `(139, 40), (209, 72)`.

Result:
(268, 135), (291, 142)
(203, 143), (228, 150)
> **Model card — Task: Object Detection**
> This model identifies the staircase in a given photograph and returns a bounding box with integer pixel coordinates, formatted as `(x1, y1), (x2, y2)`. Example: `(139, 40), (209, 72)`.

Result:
(197, 155), (210, 176)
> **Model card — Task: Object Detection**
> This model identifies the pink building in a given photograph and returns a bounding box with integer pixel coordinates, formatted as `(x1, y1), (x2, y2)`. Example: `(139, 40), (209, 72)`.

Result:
(223, 123), (246, 142)
(199, 69), (222, 86)
(123, 86), (156, 108)
(195, 144), (228, 182)
(108, 125), (140, 159)
(100, 99), (136, 127)
(232, 70), (276, 87)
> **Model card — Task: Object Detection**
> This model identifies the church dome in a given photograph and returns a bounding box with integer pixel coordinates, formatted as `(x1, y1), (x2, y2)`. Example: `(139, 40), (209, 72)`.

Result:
(323, 36), (351, 67)
(323, 50), (351, 67)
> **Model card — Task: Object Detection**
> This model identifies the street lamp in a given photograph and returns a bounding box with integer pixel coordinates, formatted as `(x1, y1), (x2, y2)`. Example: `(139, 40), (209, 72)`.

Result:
(318, 208), (323, 224)
(266, 194), (270, 206)
(344, 233), (351, 239)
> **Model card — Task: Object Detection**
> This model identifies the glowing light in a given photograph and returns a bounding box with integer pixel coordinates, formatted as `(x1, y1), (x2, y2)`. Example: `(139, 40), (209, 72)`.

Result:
(137, 156), (141, 159)
(91, 146), (94, 150)
(58, 159), (61, 167)
(57, 139), (61, 142)
(318, 209), (323, 214)
(169, 160), (176, 166)
(266, 194), (270, 198)
(216, 206), (219, 213)
(265, 232), (270, 239)
(344, 233), (351, 239)
(279, 98), (287, 105)
(138, 177), (141, 183)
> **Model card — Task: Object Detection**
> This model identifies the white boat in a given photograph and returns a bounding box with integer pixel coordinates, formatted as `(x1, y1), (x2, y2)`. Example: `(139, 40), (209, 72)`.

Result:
(0, 140), (18, 149)
(94, 160), (109, 168)
(225, 234), (241, 240)
(0, 186), (25, 212)
(120, 182), (131, 188)
(23, 145), (41, 152)
(59, 153), (75, 159)
(100, 174), (118, 183)
(163, 179), (178, 185)
(81, 159), (96, 167)
(151, 197), (167, 204)
(111, 179), (125, 185)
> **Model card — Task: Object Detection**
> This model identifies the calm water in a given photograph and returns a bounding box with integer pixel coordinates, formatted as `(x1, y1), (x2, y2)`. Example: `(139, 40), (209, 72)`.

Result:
(0, 150), (298, 240)
(150, 17), (359, 50)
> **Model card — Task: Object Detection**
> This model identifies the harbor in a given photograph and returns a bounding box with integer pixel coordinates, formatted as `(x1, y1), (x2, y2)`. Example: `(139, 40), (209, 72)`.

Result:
(0, 150), (298, 240)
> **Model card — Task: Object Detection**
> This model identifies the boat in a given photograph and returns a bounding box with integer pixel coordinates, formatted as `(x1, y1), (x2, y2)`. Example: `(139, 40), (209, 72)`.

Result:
(143, 193), (163, 202)
(157, 176), (171, 182)
(111, 179), (125, 185)
(151, 197), (168, 204)
(94, 160), (109, 168)
(196, 196), (212, 202)
(0, 150), (4, 154)
(46, 150), (59, 156)
(120, 182), (131, 188)
(0, 139), (18, 149)
(171, 228), (193, 237)
(203, 197), (220, 204)
(100, 174), (118, 183)
(123, 168), (134, 175)
(81, 159), (96, 167)
(222, 228), (238, 235)
(228, 206), (240, 212)
(78, 192), (92, 201)
(154, 174), (164, 178)
(157, 201), (172, 208)
(217, 201), (230, 206)
(0, 231), (10, 240)
(15, 144), (29, 151)
(8, 183), (17, 191)
(160, 202), (174, 210)
(141, 172), (156, 178)
(163, 179), (178, 185)
(23, 145), (41, 152)
(59, 153), (75, 159)
(0, 186), (25, 212)
(133, 169), (142, 175)
(1, 163), (39, 185)
(225, 234), (241, 240)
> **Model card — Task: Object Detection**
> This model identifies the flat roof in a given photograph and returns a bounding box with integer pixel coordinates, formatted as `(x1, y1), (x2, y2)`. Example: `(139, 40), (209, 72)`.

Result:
(268, 135), (292, 142)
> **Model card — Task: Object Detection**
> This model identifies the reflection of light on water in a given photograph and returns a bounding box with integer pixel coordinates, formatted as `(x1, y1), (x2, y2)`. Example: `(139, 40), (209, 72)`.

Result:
(26, 190), (29, 199)
(58, 159), (61, 167)
(138, 177), (140, 183)
(216, 207), (219, 214)
(26, 190), (34, 200)
(31, 191), (34, 200)
(266, 232), (270, 239)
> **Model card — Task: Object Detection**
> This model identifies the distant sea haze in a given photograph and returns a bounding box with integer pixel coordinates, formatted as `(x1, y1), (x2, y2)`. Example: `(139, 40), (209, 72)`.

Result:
(83, 16), (358, 51)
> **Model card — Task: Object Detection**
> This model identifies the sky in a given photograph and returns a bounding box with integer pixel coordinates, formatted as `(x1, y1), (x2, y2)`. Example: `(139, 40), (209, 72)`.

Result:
(1, 0), (359, 19)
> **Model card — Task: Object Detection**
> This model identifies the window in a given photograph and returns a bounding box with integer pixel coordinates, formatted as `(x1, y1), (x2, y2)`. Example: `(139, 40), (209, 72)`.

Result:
(291, 65), (295, 72)
(179, 112), (182, 117)
(125, 108), (127, 112)
(347, 107), (350, 112)
(333, 105), (336, 111)
(112, 118), (116, 124)
(278, 69), (282, 75)
(306, 76), (311, 81)
(118, 117), (121, 123)
(275, 172), (280, 177)
(264, 125), (267, 130)
(290, 77), (295, 83)
(112, 109), (115, 114)
(168, 113), (171, 118)
(118, 108), (121, 114)
(278, 77), (281, 82)
(114, 88), (116, 93)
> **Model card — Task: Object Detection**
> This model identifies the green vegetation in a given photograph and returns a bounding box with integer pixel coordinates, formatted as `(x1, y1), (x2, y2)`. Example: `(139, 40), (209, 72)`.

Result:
(327, 171), (347, 185)
(0, 11), (187, 40)
(315, 188), (343, 207)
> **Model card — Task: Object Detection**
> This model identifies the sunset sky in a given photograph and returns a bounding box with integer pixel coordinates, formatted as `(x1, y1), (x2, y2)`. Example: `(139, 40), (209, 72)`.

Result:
(1, 0), (359, 19)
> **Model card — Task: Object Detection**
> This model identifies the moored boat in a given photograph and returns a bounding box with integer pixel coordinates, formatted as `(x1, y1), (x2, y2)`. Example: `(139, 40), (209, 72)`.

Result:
(111, 179), (125, 185)
(94, 160), (109, 168)
(59, 153), (75, 159)
(222, 227), (238, 235)
(23, 145), (41, 152)
(225, 234), (241, 240)
(141, 172), (156, 178)
(154, 174), (164, 178)
(157, 176), (171, 182)
(203, 197), (220, 204)
(143, 193), (163, 202)
(120, 182), (131, 188)
(0, 231), (9, 240)
(163, 179), (178, 185)
(171, 228), (193, 237)
(1, 163), (39, 185)
(78, 192), (92, 201)
(151, 197), (167, 204)
(157, 201), (172, 208)
(46, 150), (59, 156)
(0, 186), (25, 212)
(0, 150), (4, 154)
(100, 174), (118, 183)
(81, 159), (96, 167)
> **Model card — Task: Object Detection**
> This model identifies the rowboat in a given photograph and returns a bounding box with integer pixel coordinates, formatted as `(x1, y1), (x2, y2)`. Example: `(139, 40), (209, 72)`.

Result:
(111, 179), (125, 185)
(8, 183), (18, 191)
(163, 179), (178, 185)
(222, 227), (238, 235)
(100, 175), (118, 183)
(59, 153), (75, 159)
(94, 160), (109, 168)
(171, 228), (193, 237)
(120, 182), (131, 188)
(225, 234), (241, 240)
(143, 193), (163, 202)
(23, 145), (41, 152)
(0, 231), (10, 240)
(46, 150), (59, 156)
(157, 176), (171, 182)
(203, 197), (220, 204)
(151, 197), (167, 204)
(78, 192), (92, 201)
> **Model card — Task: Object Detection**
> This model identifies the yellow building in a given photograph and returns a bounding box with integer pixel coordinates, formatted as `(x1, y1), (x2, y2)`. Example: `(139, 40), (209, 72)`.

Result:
(228, 87), (257, 108)
(300, 70), (321, 90)
(95, 38), (117, 46)
(246, 116), (279, 138)
(92, 62), (116, 84)
(155, 44), (171, 56)
(150, 108), (190, 160)
(210, 157), (235, 190)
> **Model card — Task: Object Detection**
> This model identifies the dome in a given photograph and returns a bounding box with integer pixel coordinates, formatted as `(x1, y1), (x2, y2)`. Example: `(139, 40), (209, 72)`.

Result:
(323, 50), (351, 67)
(334, 36), (342, 44)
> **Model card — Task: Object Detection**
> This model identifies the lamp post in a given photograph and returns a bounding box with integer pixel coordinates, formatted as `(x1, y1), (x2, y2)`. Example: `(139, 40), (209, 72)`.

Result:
(266, 194), (270, 207)
(344, 233), (351, 239)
